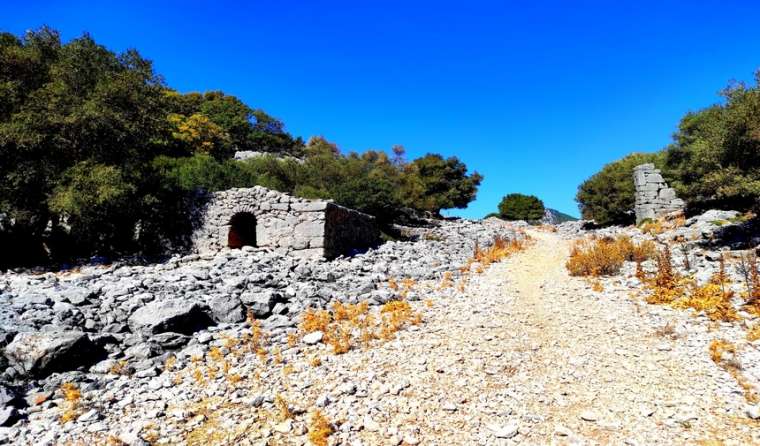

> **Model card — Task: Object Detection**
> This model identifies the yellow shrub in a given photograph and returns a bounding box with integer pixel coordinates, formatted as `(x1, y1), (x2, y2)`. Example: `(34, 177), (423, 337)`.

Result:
(646, 245), (684, 304)
(747, 325), (760, 342)
(566, 238), (625, 276)
(275, 394), (291, 420)
(59, 382), (81, 423)
(308, 410), (334, 446)
(325, 323), (351, 354)
(473, 236), (525, 268)
(709, 339), (736, 363)
(300, 308), (331, 333)
(567, 236), (656, 278)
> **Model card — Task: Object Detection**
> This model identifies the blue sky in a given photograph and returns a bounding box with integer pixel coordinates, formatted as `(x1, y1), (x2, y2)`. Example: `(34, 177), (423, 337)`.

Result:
(3, 1), (760, 218)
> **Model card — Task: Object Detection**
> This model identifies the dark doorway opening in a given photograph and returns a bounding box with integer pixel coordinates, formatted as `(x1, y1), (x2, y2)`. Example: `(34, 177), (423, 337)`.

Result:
(228, 212), (257, 249)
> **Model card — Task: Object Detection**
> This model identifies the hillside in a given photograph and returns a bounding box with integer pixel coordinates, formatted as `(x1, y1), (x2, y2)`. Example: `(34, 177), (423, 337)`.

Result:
(541, 208), (578, 224)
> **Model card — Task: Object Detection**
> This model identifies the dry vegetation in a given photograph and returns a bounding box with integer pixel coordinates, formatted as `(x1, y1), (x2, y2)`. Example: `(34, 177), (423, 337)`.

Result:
(709, 339), (759, 404)
(639, 215), (686, 236)
(566, 226), (760, 407)
(645, 250), (739, 322)
(299, 299), (421, 355)
(59, 382), (82, 424)
(307, 410), (334, 446)
(566, 236), (656, 277)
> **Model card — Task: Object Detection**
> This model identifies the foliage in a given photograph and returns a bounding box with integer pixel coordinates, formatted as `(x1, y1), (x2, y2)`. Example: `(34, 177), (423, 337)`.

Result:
(576, 152), (663, 226)
(579, 70), (760, 224)
(401, 154), (483, 214)
(497, 193), (545, 221)
(0, 27), (483, 266)
(664, 74), (760, 210)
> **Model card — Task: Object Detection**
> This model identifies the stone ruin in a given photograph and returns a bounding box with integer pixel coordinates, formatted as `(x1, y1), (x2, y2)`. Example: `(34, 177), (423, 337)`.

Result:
(633, 163), (685, 224)
(191, 186), (380, 259)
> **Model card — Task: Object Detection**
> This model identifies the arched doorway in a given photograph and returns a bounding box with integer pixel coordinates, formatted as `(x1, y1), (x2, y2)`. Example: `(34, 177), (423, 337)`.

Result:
(227, 212), (257, 249)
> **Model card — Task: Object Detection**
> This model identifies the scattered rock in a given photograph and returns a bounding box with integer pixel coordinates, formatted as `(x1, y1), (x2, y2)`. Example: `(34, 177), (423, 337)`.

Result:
(303, 331), (324, 345)
(489, 420), (519, 439)
(4, 331), (101, 378)
(128, 301), (212, 336)
(580, 410), (598, 422)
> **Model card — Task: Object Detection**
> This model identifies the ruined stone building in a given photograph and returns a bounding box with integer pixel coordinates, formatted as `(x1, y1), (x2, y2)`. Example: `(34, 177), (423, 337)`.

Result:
(191, 186), (379, 259)
(633, 163), (685, 224)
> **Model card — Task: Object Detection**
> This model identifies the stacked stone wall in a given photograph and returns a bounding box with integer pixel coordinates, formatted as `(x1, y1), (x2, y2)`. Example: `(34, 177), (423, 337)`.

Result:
(633, 163), (685, 224)
(324, 203), (381, 258)
(191, 186), (379, 259)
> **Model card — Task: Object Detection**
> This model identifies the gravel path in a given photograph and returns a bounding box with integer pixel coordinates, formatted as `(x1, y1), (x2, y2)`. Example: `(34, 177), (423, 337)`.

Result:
(284, 229), (757, 445)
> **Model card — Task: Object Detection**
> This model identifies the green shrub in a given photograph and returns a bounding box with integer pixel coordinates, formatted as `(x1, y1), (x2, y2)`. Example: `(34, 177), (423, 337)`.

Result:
(497, 193), (545, 221)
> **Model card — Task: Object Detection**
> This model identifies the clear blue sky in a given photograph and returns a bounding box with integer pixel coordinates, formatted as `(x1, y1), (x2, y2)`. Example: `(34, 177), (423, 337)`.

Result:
(3, 1), (760, 218)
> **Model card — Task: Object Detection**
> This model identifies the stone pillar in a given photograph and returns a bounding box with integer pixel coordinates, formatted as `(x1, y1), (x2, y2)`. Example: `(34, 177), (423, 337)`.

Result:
(633, 163), (685, 224)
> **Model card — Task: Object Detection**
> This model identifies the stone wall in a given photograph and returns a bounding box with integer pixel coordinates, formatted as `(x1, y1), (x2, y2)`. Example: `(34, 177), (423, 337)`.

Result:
(633, 163), (685, 224)
(191, 186), (379, 259)
(324, 204), (381, 258)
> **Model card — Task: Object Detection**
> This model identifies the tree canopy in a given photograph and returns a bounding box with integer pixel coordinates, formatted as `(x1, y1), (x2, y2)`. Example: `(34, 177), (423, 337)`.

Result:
(497, 193), (545, 221)
(577, 70), (760, 225)
(0, 27), (483, 267)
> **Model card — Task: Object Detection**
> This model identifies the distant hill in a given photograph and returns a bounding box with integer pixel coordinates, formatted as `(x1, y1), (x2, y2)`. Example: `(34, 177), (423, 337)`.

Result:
(483, 208), (578, 224)
(541, 208), (578, 224)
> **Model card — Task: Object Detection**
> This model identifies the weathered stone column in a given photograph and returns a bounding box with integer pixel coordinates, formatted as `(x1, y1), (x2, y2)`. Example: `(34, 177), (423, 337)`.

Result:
(633, 163), (685, 224)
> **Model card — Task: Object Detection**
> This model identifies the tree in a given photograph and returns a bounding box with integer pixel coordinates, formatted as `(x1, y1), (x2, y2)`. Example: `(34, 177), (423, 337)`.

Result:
(580, 70), (760, 224)
(663, 73), (760, 210)
(0, 27), (487, 266)
(498, 193), (545, 221)
(168, 113), (232, 159)
(576, 152), (663, 226)
(49, 161), (136, 254)
(400, 154), (483, 214)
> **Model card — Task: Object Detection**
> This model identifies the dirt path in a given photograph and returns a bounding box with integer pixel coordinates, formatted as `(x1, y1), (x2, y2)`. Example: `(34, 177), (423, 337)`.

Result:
(319, 229), (757, 445)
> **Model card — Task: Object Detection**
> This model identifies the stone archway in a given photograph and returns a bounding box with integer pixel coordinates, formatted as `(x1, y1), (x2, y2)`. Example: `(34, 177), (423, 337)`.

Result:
(227, 212), (257, 249)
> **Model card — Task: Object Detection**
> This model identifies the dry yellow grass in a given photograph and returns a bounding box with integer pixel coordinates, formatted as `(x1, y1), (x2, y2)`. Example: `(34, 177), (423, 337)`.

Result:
(59, 382), (82, 423)
(473, 235), (525, 268)
(709, 339), (736, 363)
(307, 410), (334, 446)
(643, 247), (739, 321)
(300, 308), (331, 334)
(640, 215), (685, 236)
(738, 251), (760, 317)
(439, 271), (454, 289)
(325, 323), (352, 354)
(298, 299), (420, 355)
(567, 236), (655, 277)
(109, 359), (129, 375)
(275, 394), (292, 420)
(747, 325), (760, 342)
(646, 245), (685, 304)
(708, 339), (759, 403)
(672, 282), (738, 322)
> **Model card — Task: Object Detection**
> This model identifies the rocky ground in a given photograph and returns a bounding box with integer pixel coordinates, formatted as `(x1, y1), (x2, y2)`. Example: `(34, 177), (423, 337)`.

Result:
(0, 218), (524, 444)
(2, 211), (760, 445)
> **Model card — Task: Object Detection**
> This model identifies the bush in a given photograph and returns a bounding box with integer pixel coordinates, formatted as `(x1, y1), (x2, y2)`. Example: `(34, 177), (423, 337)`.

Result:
(566, 236), (655, 277)
(580, 70), (760, 224)
(497, 193), (545, 221)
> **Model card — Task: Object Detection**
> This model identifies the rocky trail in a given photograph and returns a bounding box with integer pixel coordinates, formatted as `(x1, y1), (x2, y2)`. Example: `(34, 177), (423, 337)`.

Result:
(292, 229), (757, 445)
(4, 222), (760, 445)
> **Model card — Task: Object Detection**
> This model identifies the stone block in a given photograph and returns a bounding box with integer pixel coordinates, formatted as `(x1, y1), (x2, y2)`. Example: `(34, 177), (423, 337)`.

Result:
(633, 164), (684, 224)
